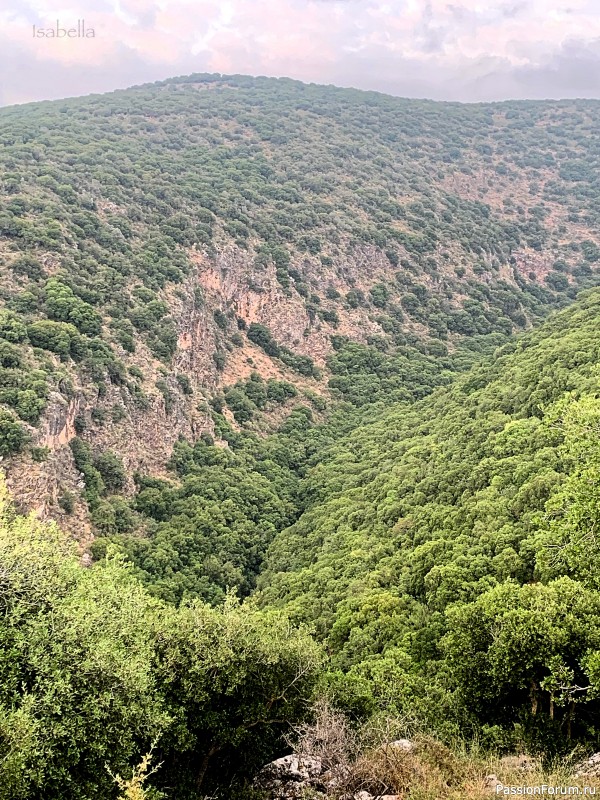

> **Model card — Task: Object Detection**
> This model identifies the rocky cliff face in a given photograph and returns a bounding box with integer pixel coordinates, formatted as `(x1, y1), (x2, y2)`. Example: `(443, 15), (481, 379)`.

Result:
(2, 236), (576, 539)
(0, 244), (347, 530)
(2, 77), (599, 537)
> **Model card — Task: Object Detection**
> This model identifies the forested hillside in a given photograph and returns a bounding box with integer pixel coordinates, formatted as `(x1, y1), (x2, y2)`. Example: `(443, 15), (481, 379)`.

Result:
(258, 289), (600, 748)
(4, 286), (600, 799)
(1, 75), (600, 530)
(2, 74), (600, 798)
(101, 287), (600, 755)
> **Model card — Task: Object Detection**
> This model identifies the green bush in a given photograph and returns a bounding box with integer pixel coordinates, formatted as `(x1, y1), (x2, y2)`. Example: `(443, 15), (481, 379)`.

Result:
(0, 411), (26, 456)
(93, 450), (127, 493)
(27, 320), (82, 360)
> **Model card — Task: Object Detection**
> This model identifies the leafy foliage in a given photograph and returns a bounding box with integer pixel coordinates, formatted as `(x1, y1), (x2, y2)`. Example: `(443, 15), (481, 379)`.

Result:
(4, 74), (600, 793)
(0, 478), (321, 799)
(255, 290), (600, 750)
(99, 287), (600, 755)
(1, 75), (600, 453)
(92, 402), (358, 604)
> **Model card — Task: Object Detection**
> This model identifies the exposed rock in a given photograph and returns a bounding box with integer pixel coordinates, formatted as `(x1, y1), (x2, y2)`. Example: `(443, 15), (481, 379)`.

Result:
(5, 232), (560, 541)
(338, 792), (400, 800)
(259, 786), (325, 799)
(350, 795), (399, 800)
(385, 739), (414, 753)
(499, 754), (537, 773)
(485, 773), (503, 792)
(5, 428), (91, 542)
(320, 770), (345, 793)
(41, 391), (82, 450)
(574, 752), (600, 778)
(254, 754), (326, 798)
(255, 752), (407, 799)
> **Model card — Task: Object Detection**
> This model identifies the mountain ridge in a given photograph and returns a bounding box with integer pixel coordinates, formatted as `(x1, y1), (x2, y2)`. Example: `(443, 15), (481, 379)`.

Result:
(3, 72), (600, 797)
(1, 72), (600, 532)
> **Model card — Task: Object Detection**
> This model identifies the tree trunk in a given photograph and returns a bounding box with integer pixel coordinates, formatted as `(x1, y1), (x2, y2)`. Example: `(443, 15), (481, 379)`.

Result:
(530, 681), (538, 716)
(196, 744), (219, 791)
(566, 701), (575, 740)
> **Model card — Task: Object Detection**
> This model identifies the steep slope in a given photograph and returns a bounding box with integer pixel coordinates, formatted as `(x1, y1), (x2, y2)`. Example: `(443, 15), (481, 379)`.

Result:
(1, 74), (600, 531)
(4, 289), (600, 799)
(255, 288), (600, 746)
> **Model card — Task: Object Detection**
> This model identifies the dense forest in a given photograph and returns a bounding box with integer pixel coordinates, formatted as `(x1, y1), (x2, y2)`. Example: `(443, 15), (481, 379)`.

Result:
(1, 75), (600, 798)
(1, 75), (600, 472)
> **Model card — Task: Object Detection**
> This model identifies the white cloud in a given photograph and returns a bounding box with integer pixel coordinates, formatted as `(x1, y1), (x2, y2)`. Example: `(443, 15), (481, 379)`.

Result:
(2, 0), (600, 104)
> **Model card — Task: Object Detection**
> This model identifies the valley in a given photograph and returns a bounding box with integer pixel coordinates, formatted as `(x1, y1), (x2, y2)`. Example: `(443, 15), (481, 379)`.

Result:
(1, 74), (600, 799)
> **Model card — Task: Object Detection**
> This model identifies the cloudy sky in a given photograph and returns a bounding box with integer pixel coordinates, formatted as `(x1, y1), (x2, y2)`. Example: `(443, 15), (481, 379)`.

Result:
(1, 0), (600, 106)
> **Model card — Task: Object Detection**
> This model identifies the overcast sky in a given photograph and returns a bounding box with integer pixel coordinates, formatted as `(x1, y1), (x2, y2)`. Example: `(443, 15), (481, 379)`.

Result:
(2, 0), (600, 107)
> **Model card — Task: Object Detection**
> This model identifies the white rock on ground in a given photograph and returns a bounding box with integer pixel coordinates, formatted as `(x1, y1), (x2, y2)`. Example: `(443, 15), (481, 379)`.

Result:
(499, 754), (537, 772)
(255, 754), (323, 784)
(254, 754), (326, 799)
(574, 752), (600, 778)
(388, 739), (413, 752)
(485, 773), (503, 792)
